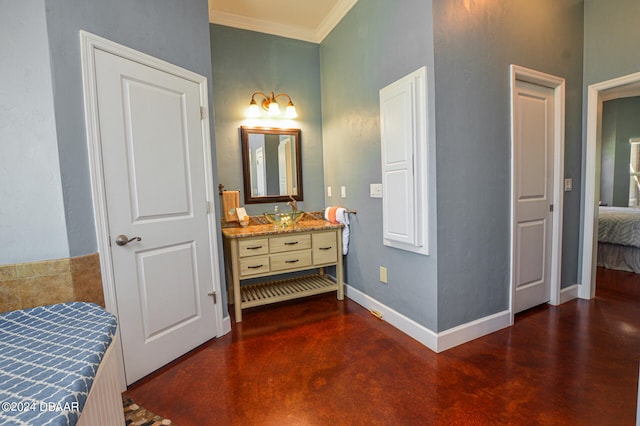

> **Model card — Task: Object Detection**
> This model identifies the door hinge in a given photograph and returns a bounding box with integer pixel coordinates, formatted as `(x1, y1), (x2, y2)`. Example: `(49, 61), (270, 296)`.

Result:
(549, 204), (554, 212)
(200, 106), (207, 120)
(208, 292), (217, 304)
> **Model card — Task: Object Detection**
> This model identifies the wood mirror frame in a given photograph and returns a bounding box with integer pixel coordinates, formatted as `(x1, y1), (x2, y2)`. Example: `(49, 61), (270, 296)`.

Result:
(240, 126), (303, 204)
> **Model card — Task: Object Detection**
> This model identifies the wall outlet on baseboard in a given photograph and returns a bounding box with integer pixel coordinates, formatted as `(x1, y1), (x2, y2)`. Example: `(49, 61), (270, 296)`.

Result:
(370, 309), (384, 319)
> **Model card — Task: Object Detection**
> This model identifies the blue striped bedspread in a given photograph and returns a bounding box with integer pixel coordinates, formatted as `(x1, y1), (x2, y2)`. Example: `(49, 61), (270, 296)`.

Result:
(0, 302), (117, 426)
(598, 206), (640, 248)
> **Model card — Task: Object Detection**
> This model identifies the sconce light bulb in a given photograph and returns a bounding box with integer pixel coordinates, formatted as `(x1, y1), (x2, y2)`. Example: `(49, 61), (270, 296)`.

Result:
(248, 99), (261, 118)
(285, 103), (298, 119)
(248, 91), (297, 119)
(268, 101), (281, 116)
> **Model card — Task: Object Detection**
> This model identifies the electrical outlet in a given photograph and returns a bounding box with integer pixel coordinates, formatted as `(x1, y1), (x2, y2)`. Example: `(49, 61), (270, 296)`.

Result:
(379, 266), (388, 284)
(341, 186), (346, 198)
(327, 186), (332, 197)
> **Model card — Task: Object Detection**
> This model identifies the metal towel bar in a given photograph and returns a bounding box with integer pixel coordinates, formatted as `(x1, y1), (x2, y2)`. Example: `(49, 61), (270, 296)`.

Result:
(325, 207), (357, 214)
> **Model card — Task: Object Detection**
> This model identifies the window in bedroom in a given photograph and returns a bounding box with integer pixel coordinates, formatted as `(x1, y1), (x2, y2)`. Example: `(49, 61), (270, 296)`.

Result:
(629, 138), (640, 207)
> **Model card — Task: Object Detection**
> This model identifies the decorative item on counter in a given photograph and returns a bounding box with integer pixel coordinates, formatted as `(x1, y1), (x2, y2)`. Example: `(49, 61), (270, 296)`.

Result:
(222, 190), (240, 222)
(236, 207), (250, 227)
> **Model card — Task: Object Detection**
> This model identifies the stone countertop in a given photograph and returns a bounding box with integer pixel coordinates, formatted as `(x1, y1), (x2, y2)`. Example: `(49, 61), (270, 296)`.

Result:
(222, 219), (343, 239)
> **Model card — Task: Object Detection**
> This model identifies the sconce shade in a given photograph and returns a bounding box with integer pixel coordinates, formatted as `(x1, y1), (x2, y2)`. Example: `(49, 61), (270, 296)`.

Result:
(268, 101), (281, 116)
(248, 98), (261, 118)
(285, 102), (298, 119)
(248, 91), (297, 119)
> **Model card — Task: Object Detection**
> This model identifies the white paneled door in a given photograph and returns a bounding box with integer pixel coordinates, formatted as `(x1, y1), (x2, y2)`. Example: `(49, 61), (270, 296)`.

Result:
(91, 46), (220, 384)
(512, 80), (555, 313)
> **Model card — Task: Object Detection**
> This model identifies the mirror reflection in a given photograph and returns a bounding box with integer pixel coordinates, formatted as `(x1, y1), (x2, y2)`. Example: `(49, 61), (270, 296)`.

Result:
(240, 126), (303, 204)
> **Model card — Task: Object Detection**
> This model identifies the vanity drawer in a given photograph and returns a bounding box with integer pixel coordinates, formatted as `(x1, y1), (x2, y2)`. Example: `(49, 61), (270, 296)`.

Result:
(269, 234), (311, 253)
(312, 232), (338, 265)
(270, 250), (312, 272)
(238, 238), (269, 257)
(239, 255), (270, 276)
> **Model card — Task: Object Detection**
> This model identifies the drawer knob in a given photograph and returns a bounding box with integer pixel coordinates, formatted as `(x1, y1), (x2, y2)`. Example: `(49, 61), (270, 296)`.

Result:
(284, 241), (299, 246)
(248, 264), (264, 269)
(319, 246), (332, 251)
(247, 245), (263, 250)
(285, 259), (300, 264)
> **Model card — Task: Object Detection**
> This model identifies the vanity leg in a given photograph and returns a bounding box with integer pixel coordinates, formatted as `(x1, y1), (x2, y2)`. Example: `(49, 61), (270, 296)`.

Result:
(229, 238), (243, 322)
(336, 228), (344, 300)
(224, 238), (234, 304)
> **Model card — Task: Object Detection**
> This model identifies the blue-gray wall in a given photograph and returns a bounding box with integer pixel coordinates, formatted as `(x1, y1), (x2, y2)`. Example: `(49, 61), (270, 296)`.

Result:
(318, 0), (583, 332)
(583, 0), (640, 87)
(582, 0), (640, 279)
(210, 25), (324, 216)
(600, 97), (640, 207)
(45, 0), (219, 258)
(0, 0), (69, 264)
(432, 0), (584, 329)
(320, 0), (439, 330)
(1, 0), (225, 316)
(7, 0), (635, 336)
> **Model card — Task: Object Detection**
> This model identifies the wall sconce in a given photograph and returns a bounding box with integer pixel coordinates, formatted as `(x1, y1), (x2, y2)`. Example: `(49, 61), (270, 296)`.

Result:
(248, 91), (298, 119)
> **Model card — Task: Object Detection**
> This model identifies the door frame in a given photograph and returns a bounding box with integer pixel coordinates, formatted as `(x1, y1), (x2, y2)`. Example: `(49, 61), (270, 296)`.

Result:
(79, 31), (227, 337)
(509, 65), (566, 324)
(580, 72), (640, 300)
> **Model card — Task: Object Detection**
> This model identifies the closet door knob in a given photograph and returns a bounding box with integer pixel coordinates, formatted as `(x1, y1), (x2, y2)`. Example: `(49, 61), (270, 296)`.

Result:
(115, 235), (142, 246)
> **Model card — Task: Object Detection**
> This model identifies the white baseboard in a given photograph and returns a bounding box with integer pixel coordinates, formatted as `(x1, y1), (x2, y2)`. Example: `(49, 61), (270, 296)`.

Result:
(436, 309), (511, 352)
(346, 284), (511, 353)
(346, 284), (438, 351)
(559, 284), (579, 304)
(221, 315), (231, 336)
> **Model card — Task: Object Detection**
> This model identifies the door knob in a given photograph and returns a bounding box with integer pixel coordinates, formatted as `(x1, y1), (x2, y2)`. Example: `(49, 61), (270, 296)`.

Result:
(115, 235), (142, 246)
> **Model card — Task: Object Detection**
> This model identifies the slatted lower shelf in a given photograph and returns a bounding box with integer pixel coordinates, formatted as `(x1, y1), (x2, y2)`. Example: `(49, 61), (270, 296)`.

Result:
(240, 274), (338, 309)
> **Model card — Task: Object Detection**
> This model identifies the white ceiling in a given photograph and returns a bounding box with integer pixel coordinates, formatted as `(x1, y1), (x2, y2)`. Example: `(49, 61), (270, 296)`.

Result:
(208, 0), (357, 43)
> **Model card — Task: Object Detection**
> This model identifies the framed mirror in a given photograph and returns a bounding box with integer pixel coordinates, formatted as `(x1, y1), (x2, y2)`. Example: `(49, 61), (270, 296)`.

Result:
(240, 126), (303, 204)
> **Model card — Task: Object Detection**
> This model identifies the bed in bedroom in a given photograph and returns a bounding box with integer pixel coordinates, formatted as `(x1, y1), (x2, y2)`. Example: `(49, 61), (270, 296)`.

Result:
(0, 302), (125, 425)
(598, 206), (640, 273)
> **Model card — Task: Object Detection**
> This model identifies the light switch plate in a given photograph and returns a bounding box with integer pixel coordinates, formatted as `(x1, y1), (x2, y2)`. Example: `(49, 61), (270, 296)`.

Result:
(341, 186), (346, 198)
(564, 178), (573, 192)
(370, 183), (382, 198)
(327, 186), (332, 197)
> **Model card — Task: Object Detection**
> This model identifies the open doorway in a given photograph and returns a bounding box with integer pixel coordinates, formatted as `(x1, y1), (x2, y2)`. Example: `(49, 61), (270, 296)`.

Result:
(580, 72), (640, 299)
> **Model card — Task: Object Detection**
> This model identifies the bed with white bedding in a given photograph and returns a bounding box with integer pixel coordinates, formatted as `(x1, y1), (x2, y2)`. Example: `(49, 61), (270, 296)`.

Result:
(597, 206), (640, 273)
(0, 302), (123, 426)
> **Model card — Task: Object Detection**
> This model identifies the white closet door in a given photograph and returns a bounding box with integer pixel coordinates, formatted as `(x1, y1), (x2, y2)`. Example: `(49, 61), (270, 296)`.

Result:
(380, 66), (429, 255)
(381, 80), (416, 245)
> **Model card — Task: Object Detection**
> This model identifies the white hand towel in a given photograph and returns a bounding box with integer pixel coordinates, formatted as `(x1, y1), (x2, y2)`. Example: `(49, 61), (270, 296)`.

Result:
(324, 207), (350, 255)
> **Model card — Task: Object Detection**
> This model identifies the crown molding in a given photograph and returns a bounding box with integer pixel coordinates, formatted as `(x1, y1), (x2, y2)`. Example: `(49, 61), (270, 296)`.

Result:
(315, 0), (357, 42)
(210, 10), (317, 42)
(209, 0), (357, 44)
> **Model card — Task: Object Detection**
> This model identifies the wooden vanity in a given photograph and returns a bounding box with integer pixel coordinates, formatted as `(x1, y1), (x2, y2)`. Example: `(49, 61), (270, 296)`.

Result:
(222, 218), (344, 322)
